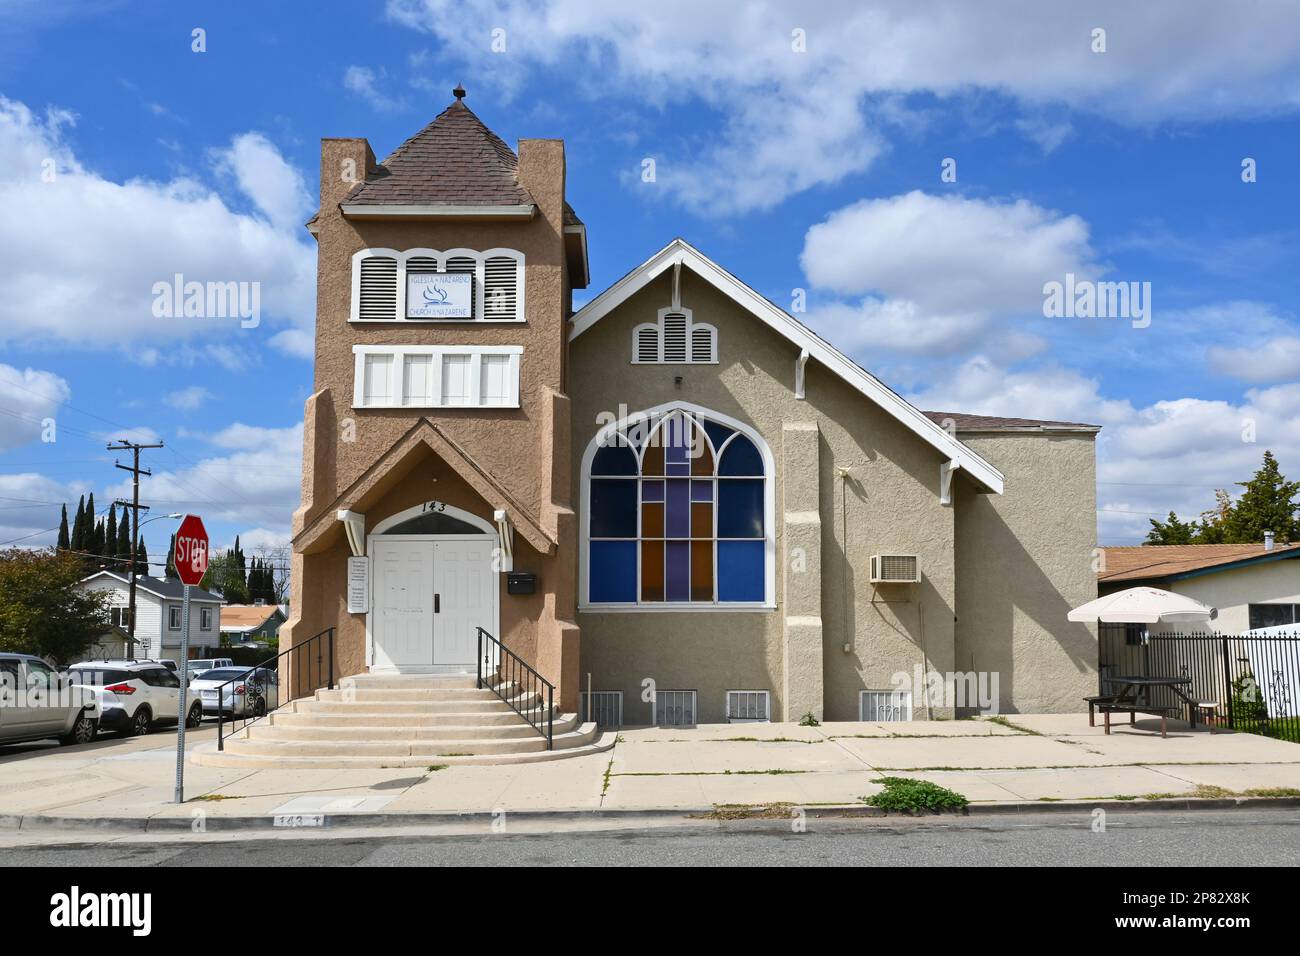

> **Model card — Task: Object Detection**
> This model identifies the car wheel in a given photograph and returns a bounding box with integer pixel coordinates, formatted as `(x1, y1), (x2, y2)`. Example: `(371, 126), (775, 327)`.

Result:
(59, 710), (97, 746)
(129, 707), (152, 736)
(185, 703), (203, 728)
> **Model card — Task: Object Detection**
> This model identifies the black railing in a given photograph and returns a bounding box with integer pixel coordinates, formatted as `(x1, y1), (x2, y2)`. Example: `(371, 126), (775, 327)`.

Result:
(215, 627), (335, 751)
(476, 626), (553, 750)
(1099, 627), (1300, 743)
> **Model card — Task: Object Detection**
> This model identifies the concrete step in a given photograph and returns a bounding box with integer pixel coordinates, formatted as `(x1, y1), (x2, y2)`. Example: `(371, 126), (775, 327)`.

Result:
(269, 709), (557, 729)
(296, 697), (535, 715)
(252, 714), (580, 741)
(190, 731), (617, 768)
(341, 673), (481, 690)
(219, 722), (598, 757)
(316, 686), (517, 703)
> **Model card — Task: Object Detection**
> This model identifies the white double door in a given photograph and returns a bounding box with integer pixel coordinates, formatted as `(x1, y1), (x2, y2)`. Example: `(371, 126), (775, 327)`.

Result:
(370, 537), (496, 670)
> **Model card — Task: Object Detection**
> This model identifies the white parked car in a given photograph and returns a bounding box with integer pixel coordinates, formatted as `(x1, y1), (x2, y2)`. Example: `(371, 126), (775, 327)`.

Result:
(67, 660), (202, 737)
(185, 658), (234, 680)
(190, 666), (277, 719)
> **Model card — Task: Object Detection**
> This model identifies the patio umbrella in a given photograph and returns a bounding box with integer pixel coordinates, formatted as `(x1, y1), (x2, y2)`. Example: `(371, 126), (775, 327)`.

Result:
(1068, 586), (1216, 625)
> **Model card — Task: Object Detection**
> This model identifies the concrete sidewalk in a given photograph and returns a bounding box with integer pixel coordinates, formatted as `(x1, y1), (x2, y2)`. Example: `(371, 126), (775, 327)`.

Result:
(1, 714), (1298, 831)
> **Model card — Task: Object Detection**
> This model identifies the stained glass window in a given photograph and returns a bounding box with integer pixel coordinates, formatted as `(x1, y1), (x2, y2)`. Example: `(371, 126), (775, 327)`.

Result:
(588, 410), (767, 605)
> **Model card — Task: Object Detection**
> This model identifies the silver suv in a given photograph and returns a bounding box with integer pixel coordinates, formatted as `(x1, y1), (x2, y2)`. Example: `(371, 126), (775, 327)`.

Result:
(0, 653), (99, 747)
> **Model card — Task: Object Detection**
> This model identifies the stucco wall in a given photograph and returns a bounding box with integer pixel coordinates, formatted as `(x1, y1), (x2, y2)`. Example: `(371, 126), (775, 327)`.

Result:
(569, 270), (959, 723)
(952, 432), (1099, 713)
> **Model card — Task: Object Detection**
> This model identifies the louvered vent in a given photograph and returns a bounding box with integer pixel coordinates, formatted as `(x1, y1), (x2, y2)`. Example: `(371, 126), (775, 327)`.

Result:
(633, 324), (659, 363)
(444, 255), (477, 319)
(870, 554), (920, 584)
(690, 323), (716, 363)
(483, 255), (518, 321)
(661, 312), (688, 363)
(358, 256), (397, 321)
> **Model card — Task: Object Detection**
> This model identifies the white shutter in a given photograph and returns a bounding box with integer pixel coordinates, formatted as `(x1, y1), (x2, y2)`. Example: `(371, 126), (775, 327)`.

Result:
(440, 354), (472, 405)
(444, 256), (476, 319)
(483, 255), (519, 321)
(479, 354), (511, 405)
(661, 312), (688, 363)
(402, 354), (433, 406)
(690, 323), (716, 363)
(633, 324), (659, 363)
(358, 256), (398, 321)
(363, 354), (393, 405)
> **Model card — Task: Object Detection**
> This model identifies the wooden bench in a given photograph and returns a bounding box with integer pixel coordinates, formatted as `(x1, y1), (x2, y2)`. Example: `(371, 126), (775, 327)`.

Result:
(1083, 694), (1168, 737)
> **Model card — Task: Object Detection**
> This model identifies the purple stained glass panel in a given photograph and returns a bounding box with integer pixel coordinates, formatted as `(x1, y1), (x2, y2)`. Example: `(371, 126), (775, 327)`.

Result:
(691, 480), (713, 502)
(665, 540), (689, 601)
(642, 479), (664, 502)
(666, 479), (690, 537)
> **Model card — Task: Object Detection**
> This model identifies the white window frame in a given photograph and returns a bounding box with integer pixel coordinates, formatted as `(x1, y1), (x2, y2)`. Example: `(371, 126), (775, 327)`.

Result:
(350, 247), (525, 323)
(352, 346), (523, 410)
(579, 400), (776, 612)
(726, 690), (771, 723)
(168, 606), (181, 630)
(655, 690), (698, 727)
(200, 606), (213, 630)
(860, 689), (912, 722)
(631, 306), (717, 365)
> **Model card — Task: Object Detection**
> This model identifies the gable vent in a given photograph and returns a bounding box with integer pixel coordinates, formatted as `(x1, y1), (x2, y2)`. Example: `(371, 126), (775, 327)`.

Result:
(634, 324), (660, 363)
(661, 312), (689, 363)
(358, 256), (398, 321)
(483, 255), (519, 321)
(690, 323), (716, 363)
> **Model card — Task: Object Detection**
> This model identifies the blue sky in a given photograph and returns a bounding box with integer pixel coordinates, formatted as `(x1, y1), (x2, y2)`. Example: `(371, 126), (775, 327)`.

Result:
(1, 0), (1299, 570)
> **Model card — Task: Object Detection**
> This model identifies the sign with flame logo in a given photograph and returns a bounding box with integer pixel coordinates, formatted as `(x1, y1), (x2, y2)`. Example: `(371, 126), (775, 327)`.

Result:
(406, 271), (473, 319)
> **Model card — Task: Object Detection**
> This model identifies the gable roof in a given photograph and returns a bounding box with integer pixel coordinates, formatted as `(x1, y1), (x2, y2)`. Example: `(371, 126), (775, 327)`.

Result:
(570, 238), (1004, 494)
(345, 99), (535, 209)
(1099, 543), (1300, 584)
(80, 571), (223, 603)
(923, 411), (1100, 433)
(219, 604), (285, 630)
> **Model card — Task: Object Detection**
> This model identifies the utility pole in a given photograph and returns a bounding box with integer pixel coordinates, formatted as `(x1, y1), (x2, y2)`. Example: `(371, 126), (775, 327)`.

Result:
(108, 439), (164, 657)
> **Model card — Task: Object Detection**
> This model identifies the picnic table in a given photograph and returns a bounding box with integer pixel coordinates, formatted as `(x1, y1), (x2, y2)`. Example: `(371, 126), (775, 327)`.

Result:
(1084, 675), (1197, 738)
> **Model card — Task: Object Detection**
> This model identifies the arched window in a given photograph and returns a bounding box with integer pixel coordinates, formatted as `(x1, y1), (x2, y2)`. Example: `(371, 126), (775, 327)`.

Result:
(583, 404), (772, 607)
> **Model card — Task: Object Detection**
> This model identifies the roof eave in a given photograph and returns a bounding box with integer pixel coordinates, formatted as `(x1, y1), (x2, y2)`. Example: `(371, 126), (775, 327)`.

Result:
(565, 223), (590, 290)
(340, 203), (537, 221)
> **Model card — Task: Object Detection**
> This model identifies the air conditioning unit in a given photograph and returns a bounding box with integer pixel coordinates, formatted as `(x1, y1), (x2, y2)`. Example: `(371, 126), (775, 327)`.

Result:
(870, 554), (920, 584)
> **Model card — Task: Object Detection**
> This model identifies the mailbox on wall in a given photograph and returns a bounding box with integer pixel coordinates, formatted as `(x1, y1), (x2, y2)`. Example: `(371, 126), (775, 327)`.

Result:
(506, 572), (537, 595)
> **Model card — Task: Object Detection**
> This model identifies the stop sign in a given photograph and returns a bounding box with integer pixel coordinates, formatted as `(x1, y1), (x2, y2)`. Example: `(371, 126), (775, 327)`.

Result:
(173, 514), (209, 586)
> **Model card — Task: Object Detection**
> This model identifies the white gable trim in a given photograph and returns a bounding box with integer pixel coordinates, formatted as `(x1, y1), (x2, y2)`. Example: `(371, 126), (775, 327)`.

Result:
(570, 239), (1004, 495)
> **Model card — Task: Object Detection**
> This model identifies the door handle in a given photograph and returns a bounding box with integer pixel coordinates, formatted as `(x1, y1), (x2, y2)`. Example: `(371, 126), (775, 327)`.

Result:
(434, 593), (440, 613)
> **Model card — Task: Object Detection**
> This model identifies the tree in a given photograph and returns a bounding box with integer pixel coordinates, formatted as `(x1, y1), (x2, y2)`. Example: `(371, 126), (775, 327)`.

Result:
(70, 496), (86, 552)
(164, 533), (177, 579)
(0, 548), (110, 664)
(255, 544), (291, 605)
(116, 512), (131, 563)
(201, 549), (249, 604)
(84, 493), (99, 560)
(1145, 511), (1197, 545)
(105, 505), (118, 564)
(1196, 489), (1234, 544)
(56, 505), (70, 551)
(135, 538), (149, 576)
(1223, 450), (1300, 544)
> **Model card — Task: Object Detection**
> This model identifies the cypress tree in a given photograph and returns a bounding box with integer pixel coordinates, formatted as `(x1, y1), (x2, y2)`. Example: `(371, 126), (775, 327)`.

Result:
(84, 493), (97, 554)
(165, 533), (177, 579)
(116, 511), (131, 562)
(105, 506), (118, 562)
(135, 537), (149, 576)
(71, 496), (86, 551)
(57, 504), (70, 551)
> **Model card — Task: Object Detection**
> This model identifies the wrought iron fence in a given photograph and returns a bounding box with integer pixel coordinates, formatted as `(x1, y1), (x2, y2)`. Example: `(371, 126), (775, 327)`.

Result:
(216, 626), (334, 751)
(1099, 626), (1300, 743)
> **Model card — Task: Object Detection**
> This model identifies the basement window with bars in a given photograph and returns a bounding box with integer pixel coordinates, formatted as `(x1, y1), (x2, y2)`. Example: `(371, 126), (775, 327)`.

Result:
(579, 691), (623, 729)
(860, 690), (911, 722)
(726, 690), (770, 723)
(656, 690), (697, 727)
(632, 307), (717, 364)
(351, 248), (524, 323)
(353, 345), (522, 409)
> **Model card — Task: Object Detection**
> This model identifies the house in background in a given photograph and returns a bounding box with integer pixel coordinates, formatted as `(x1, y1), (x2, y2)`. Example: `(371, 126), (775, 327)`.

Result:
(77, 572), (223, 659)
(219, 604), (287, 645)
(277, 88), (1102, 731)
(1098, 540), (1300, 634)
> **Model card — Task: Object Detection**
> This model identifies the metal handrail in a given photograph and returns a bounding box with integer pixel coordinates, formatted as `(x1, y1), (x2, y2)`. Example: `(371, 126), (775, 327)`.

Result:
(215, 626), (335, 751)
(476, 626), (553, 750)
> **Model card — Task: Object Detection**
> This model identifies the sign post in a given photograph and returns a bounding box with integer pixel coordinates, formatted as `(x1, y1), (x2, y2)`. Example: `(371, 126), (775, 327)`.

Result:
(172, 514), (209, 804)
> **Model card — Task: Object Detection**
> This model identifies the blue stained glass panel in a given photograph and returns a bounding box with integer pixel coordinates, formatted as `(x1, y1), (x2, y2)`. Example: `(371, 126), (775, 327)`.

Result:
(590, 479), (637, 537)
(703, 420), (735, 454)
(591, 443), (637, 476)
(719, 434), (763, 476)
(717, 540), (764, 601)
(718, 479), (764, 538)
(589, 541), (637, 602)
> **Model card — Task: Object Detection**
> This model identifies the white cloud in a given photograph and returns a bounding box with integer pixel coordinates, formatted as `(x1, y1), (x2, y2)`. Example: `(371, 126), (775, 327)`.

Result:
(0, 97), (315, 357)
(0, 363), (69, 450)
(386, 0), (1300, 212)
(163, 386), (213, 411)
(0, 472), (83, 548)
(1208, 335), (1300, 384)
(800, 191), (1098, 355)
(343, 65), (406, 113)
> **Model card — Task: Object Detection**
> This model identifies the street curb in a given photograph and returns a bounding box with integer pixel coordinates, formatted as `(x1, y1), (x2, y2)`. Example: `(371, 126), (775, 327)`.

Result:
(2, 796), (1298, 833)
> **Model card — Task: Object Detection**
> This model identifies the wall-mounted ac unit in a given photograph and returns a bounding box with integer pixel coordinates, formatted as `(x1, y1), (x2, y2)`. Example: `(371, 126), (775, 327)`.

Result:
(870, 554), (920, 584)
